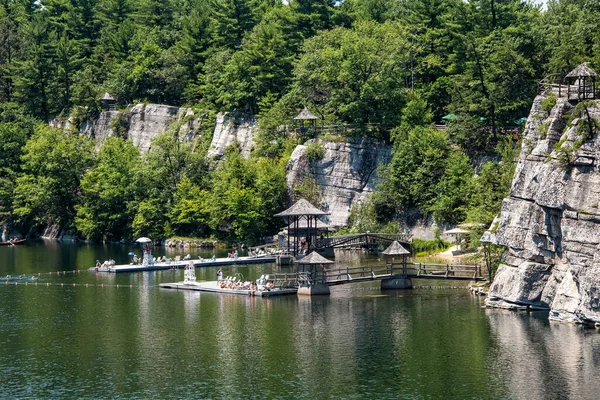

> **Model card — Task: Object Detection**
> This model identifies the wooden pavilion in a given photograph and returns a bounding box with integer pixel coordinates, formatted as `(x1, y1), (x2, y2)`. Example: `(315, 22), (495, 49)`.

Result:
(294, 106), (318, 138)
(382, 240), (410, 275)
(99, 92), (117, 111)
(274, 198), (329, 257)
(296, 250), (334, 295)
(566, 62), (597, 101)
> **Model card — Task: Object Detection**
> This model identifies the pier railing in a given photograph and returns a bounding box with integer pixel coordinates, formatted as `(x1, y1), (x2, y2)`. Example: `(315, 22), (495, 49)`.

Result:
(294, 262), (483, 286)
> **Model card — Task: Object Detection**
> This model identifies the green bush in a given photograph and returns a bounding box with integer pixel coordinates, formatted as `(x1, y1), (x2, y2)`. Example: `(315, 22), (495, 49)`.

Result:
(410, 237), (451, 255)
(304, 142), (326, 161)
(541, 94), (557, 115)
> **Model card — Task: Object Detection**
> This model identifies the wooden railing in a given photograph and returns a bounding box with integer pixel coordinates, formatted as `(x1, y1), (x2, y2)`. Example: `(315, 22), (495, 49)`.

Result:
(317, 233), (411, 249)
(294, 262), (483, 286)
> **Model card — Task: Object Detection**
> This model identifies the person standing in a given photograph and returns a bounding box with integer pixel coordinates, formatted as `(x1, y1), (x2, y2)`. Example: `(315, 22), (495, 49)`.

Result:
(217, 268), (223, 282)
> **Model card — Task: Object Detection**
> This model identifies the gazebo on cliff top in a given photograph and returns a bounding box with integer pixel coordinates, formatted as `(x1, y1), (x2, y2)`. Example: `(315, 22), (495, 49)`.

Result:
(566, 62), (597, 101)
(274, 198), (328, 257)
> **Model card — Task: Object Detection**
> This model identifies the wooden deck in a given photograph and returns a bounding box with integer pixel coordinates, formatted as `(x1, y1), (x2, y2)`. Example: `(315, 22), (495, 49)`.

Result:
(89, 256), (276, 273)
(159, 280), (297, 297)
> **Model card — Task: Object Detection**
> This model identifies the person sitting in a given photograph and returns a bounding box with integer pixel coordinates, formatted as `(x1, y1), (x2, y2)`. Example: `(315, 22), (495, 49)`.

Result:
(95, 260), (101, 269)
(133, 255), (139, 264)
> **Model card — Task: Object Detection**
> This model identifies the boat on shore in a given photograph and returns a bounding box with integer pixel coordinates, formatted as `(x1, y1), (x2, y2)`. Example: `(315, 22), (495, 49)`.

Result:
(0, 239), (26, 246)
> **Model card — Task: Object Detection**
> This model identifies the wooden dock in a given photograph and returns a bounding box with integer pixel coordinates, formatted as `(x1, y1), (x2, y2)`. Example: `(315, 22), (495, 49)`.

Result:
(159, 280), (297, 297)
(89, 256), (276, 273)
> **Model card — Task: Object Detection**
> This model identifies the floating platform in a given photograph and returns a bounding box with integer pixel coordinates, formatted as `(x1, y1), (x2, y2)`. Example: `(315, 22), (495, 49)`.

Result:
(159, 280), (297, 297)
(89, 256), (276, 273)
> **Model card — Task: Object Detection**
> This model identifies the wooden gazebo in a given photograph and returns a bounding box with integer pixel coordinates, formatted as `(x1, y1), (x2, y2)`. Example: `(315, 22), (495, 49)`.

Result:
(296, 251), (334, 284)
(274, 199), (328, 257)
(294, 106), (318, 137)
(382, 240), (410, 275)
(99, 92), (117, 111)
(566, 62), (597, 101)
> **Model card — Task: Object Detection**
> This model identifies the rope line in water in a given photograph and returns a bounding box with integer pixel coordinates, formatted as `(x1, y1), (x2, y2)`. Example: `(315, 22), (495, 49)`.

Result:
(2, 281), (149, 289)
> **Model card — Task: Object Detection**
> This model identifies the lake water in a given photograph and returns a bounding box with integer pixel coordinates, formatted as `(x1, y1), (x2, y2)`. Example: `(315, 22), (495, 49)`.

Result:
(1, 241), (600, 399)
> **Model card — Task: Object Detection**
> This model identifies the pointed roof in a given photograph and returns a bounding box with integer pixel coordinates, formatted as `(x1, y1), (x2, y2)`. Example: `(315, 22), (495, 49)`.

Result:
(274, 198), (328, 217)
(566, 62), (597, 78)
(99, 92), (116, 101)
(382, 240), (410, 256)
(294, 107), (318, 120)
(297, 251), (334, 265)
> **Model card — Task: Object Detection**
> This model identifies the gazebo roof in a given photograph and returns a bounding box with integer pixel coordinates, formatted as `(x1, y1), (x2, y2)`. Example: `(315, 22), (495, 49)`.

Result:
(566, 62), (597, 78)
(294, 107), (318, 120)
(99, 92), (116, 101)
(382, 240), (410, 256)
(274, 198), (328, 217)
(297, 251), (334, 265)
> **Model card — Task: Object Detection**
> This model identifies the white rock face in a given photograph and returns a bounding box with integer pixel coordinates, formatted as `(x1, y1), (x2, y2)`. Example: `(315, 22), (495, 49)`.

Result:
(286, 137), (392, 227)
(487, 94), (600, 324)
(81, 104), (198, 152)
(207, 113), (257, 159)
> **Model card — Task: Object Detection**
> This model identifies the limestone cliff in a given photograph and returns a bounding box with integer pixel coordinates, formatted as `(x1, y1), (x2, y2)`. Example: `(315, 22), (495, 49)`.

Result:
(207, 112), (257, 159)
(81, 104), (198, 152)
(286, 138), (391, 227)
(487, 93), (600, 324)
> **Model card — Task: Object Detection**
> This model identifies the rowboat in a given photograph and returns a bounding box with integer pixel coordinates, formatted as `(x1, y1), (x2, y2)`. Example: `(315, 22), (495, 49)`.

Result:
(0, 239), (26, 246)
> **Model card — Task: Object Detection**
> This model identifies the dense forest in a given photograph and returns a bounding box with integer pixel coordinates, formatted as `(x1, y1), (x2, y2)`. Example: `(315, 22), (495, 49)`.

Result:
(0, 0), (597, 244)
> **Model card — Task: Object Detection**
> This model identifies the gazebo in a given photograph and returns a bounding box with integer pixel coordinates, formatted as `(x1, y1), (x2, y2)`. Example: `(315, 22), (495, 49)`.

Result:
(382, 240), (410, 275)
(274, 199), (329, 257)
(99, 92), (117, 111)
(294, 106), (318, 137)
(445, 227), (470, 251)
(296, 250), (334, 295)
(566, 62), (597, 101)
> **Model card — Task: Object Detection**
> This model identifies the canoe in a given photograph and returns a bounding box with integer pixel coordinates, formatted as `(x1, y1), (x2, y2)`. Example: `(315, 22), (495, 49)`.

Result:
(0, 239), (27, 246)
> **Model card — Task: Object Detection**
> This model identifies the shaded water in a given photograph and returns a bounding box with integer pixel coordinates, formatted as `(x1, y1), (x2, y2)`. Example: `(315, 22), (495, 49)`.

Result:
(1, 242), (600, 399)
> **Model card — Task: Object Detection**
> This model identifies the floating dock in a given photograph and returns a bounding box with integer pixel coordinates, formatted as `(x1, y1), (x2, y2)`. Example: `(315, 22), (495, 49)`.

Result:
(159, 280), (297, 297)
(90, 256), (276, 273)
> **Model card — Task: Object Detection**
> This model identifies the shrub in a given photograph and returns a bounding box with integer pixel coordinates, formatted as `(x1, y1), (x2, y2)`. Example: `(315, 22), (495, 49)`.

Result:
(541, 94), (557, 115)
(304, 142), (326, 161)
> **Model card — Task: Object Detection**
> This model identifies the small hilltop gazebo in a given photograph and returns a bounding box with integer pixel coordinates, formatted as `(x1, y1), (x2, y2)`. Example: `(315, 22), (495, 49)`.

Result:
(566, 62), (597, 101)
(99, 92), (117, 111)
(274, 199), (329, 257)
(296, 250), (334, 295)
(294, 106), (318, 138)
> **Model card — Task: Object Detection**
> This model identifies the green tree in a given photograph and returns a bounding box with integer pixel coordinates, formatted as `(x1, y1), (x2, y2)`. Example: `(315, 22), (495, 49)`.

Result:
(429, 150), (474, 224)
(373, 126), (450, 219)
(13, 125), (94, 233)
(76, 137), (140, 241)
(0, 102), (34, 226)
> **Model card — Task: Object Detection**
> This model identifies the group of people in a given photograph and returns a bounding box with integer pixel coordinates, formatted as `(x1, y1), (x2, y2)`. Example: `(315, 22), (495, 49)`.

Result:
(227, 250), (239, 259)
(95, 259), (116, 269)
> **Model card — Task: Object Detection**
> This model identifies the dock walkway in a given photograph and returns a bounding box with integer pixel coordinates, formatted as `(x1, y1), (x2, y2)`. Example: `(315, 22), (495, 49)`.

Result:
(159, 280), (297, 297)
(90, 256), (276, 273)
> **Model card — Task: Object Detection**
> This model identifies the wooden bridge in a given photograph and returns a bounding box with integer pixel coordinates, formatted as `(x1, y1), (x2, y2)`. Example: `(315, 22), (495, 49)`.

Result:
(296, 262), (484, 287)
(316, 233), (411, 250)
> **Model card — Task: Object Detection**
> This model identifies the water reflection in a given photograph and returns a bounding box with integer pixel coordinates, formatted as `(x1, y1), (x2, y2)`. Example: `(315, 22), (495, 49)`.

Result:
(3, 242), (600, 398)
(486, 309), (600, 399)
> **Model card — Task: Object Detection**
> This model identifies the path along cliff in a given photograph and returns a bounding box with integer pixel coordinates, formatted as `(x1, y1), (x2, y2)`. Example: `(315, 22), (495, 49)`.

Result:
(487, 93), (600, 324)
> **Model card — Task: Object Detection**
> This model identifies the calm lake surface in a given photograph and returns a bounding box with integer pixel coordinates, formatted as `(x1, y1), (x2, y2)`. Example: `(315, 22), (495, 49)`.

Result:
(1, 241), (600, 399)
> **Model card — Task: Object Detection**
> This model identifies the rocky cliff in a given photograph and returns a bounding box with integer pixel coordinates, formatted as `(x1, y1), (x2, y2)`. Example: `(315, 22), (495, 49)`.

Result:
(207, 113), (257, 159)
(286, 137), (391, 227)
(81, 104), (198, 152)
(487, 93), (600, 324)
